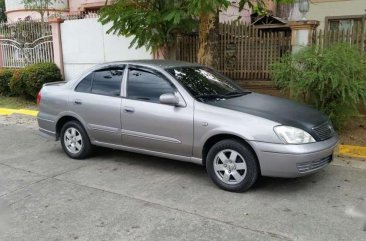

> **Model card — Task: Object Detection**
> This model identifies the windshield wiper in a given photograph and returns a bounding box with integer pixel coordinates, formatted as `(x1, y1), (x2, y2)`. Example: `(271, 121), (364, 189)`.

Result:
(224, 90), (251, 97)
(195, 94), (225, 101)
(196, 91), (251, 102)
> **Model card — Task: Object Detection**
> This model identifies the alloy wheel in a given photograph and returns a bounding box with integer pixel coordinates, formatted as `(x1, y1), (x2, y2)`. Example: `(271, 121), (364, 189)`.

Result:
(213, 149), (247, 185)
(64, 127), (83, 154)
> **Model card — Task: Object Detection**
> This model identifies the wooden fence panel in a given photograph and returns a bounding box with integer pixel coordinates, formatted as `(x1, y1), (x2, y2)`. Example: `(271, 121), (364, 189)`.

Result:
(176, 22), (291, 81)
(313, 28), (366, 53)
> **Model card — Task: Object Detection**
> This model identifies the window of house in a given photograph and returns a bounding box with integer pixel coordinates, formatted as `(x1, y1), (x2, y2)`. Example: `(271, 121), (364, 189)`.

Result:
(327, 16), (364, 32)
(127, 67), (176, 103)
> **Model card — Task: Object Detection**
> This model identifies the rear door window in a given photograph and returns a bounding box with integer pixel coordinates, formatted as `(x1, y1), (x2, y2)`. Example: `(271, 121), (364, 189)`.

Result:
(91, 68), (124, 97)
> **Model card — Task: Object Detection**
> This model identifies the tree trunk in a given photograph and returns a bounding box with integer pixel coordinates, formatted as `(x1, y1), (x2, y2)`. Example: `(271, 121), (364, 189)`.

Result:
(197, 11), (219, 69)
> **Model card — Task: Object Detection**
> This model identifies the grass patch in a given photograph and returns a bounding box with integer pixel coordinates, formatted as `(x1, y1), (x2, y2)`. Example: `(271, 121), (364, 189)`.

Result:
(0, 95), (36, 109)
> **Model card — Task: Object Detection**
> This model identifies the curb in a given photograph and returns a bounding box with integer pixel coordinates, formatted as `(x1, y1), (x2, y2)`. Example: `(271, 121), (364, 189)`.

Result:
(0, 108), (38, 117)
(338, 145), (366, 159)
(1, 107), (366, 159)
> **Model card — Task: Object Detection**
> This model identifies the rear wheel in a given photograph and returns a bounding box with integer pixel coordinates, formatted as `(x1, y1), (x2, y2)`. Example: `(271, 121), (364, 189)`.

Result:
(206, 139), (259, 192)
(60, 121), (92, 159)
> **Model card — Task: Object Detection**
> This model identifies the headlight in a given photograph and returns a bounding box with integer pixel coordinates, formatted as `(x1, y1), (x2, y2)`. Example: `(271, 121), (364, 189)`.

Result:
(274, 126), (316, 144)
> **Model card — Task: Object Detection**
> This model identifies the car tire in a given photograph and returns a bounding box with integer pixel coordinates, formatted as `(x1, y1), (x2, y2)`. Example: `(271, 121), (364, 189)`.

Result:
(60, 121), (92, 159)
(206, 139), (259, 192)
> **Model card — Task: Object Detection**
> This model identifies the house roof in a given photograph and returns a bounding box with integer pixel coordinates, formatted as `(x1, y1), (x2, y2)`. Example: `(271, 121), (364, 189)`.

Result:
(252, 15), (287, 25)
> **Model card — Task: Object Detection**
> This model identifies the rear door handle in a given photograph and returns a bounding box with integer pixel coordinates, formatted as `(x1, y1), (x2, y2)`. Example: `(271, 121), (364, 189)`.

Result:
(74, 99), (82, 105)
(123, 106), (135, 113)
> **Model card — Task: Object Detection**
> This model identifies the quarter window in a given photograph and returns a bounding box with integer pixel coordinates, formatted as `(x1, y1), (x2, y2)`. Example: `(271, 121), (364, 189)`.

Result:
(127, 68), (176, 103)
(75, 73), (93, 93)
(91, 68), (124, 97)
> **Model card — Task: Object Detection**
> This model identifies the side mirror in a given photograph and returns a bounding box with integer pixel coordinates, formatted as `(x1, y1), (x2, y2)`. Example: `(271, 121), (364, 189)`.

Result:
(159, 93), (180, 106)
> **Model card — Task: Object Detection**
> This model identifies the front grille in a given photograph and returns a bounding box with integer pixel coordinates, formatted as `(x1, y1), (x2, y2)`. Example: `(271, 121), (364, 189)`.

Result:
(296, 155), (332, 173)
(312, 122), (334, 141)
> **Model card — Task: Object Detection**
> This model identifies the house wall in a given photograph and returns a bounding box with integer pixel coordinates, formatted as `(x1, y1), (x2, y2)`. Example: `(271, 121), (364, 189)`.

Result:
(219, 4), (251, 23)
(5, 0), (256, 23)
(68, 0), (107, 12)
(5, 0), (69, 22)
(4, 0), (107, 21)
(219, 1), (278, 23)
(60, 18), (153, 81)
(306, 0), (366, 29)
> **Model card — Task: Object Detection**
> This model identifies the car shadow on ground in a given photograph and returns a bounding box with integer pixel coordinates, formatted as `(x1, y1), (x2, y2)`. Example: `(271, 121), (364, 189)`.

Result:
(89, 146), (322, 194)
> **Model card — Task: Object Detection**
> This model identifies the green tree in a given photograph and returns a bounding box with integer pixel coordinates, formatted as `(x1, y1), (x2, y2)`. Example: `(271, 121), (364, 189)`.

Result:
(21, 0), (63, 23)
(100, 0), (294, 66)
(100, 1), (197, 58)
(0, 0), (6, 22)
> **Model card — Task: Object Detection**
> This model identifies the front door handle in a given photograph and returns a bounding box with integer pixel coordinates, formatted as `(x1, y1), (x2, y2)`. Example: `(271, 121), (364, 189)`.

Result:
(74, 99), (82, 105)
(123, 106), (135, 113)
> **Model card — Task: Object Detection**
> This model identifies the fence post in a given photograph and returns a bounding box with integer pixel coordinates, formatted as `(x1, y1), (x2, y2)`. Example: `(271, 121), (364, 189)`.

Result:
(49, 18), (65, 77)
(288, 20), (319, 53)
(174, 33), (182, 61)
(0, 34), (3, 67)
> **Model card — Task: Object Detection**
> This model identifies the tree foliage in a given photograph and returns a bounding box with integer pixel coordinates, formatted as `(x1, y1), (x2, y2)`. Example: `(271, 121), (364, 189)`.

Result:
(0, 0), (6, 22)
(272, 44), (366, 129)
(99, 0), (294, 56)
(99, 1), (196, 56)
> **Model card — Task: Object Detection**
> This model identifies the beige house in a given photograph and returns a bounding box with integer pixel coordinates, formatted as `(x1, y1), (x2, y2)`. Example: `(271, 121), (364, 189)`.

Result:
(4, 0), (108, 22)
(280, 0), (365, 30)
(305, 0), (366, 30)
(4, 0), (253, 23)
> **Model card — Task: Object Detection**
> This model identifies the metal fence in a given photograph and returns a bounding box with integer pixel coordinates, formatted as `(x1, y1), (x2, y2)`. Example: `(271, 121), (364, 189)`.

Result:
(0, 36), (54, 68)
(48, 10), (99, 21)
(63, 11), (99, 20)
(0, 21), (52, 41)
(176, 22), (292, 81)
(0, 21), (54, 68)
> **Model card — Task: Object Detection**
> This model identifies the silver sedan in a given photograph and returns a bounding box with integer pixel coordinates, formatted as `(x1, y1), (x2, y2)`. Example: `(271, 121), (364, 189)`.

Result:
(37, 60), (339, 192)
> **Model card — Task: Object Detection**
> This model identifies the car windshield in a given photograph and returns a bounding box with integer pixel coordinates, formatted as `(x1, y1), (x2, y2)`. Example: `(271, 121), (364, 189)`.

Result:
(166, 66), (250, 101)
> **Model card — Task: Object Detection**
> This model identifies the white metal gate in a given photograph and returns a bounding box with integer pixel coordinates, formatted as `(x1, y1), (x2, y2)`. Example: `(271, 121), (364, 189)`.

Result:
(0, 35), (54, 68)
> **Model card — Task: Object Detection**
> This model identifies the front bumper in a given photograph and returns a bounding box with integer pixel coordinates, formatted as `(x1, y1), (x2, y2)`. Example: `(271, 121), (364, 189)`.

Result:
(249, 135), (339, 178)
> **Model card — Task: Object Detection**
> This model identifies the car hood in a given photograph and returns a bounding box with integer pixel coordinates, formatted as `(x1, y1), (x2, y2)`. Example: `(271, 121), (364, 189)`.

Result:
(206, 93), (329, 134)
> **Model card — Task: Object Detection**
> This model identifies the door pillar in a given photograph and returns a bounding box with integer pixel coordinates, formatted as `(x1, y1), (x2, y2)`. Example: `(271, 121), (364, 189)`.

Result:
(289, 20), (319, 53)
(49, 18), (65, 77)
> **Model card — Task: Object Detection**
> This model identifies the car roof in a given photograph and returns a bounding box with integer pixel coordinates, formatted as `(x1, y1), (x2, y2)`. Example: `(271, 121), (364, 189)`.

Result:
(96, 59), (202, 69)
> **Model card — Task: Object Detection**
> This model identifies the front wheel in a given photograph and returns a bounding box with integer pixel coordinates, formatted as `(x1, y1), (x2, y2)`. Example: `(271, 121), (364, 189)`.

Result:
(60, 121), (92, 159)
(206, 139), (259, 192)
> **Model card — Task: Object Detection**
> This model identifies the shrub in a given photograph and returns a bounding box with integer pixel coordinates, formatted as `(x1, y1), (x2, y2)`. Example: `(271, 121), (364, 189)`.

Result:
(9, 69), (26, 96)
(272, 43), (366, 130)
(23, 62), (62, 99)
(0, 68), (13, 95)
(9, 63), (62, 99)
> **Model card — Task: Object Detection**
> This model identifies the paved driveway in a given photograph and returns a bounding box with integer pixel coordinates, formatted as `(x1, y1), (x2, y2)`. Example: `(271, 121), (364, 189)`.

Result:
(0, 116), (365, 241)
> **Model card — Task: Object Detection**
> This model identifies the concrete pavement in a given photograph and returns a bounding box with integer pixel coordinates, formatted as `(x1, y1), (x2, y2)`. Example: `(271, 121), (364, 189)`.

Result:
(0, 116), (365, 241)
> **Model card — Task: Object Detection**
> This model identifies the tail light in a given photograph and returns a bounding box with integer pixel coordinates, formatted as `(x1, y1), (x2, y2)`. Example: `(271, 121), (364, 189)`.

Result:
(37, 91), (42, 106)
